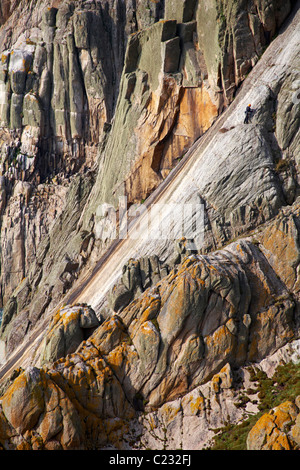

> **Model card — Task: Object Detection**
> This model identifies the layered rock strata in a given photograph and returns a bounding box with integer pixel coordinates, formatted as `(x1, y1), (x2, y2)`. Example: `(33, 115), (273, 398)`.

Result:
(0, 0), (296, 319)
(0, 232), (300, 449)
(0, 0), (299, 452)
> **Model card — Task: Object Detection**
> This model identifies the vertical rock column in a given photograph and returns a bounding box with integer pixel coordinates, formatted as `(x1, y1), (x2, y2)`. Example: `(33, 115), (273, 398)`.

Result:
(0, 51), (11, 128)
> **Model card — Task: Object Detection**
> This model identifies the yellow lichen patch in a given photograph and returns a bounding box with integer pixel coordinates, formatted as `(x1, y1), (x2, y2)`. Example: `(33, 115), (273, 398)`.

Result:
(88, 356), (106, 375)
(61, 308), (81, 327)
(103, 343), (137, 381)
(47, 305), (85, 335)
(140, 296), (161, 320)
(140, 321), (157, 336)
(246, 402), (300, 450)
(211, 375), (221, 394)
(271, 431), (291, 450)
(128, 296), (161, 338)
(16, 440), (31, 450)
(211, 364), (233, 394)
(1, 53), (8, 64)
(208, 264), (217, 272)
(2, 372), (28, 407)
(75, 345), (98, 363)
(1, 369), (46, 435)
(197, 278), (206, 286)
(205, 324), (235, 358)
(189, 395), (205, 415)
(160, 402), (181, 425)
(30, 432), (44, 450)
(147, 414), (157, 431)
(273, 401), (298, 430)
(247, 413), (276, 446)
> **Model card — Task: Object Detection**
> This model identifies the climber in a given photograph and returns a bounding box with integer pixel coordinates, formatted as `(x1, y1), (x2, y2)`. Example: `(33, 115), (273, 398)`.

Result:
(244, 104), (254, 124)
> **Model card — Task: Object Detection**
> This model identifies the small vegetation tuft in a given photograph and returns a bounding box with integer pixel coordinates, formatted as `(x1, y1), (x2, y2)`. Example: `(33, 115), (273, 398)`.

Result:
(208, 361), (300, 450)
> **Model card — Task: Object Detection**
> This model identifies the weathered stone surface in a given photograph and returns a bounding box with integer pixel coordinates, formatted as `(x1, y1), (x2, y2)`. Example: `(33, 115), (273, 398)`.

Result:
(276, 72), (300, 151)
(247, 398), (300, 450)
(0, 0), (141, 182)
(0, 181), (67, 307)
(0, 0), (297, 339)
(0, 172), (94, 360)
(0, 238), (298, 449)
(1, 367), (45, 435)
(137, 339), (300, 450)
(194, 0), (293, 104)
(82, 16), (219, 213)
(260, 212), (300, 291)
(108, 256), (169, 312)
(0, 0), (299, 452)
(0, 232), (299, 449)
(106, 238), (297, 410)
(0, 0), (21, 26)
(165, 0), (197, 23)
(40, 304), (100, 365)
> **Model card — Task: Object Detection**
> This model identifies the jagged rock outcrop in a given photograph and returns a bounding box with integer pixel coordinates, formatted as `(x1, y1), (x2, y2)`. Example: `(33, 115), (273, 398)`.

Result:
(194, 0), (294, 103)
(247, 397), (300, 450)
(0, 233), (299, 449)
(0, 172), (95, 354)
(0, 0), (138, 182)
(0, 0), (299, 452)
(138, 338), (300, 450)
(108, 255), (169, 313)
(82, 0), (295, 212)
(39, 304), (100, 366)
(0, 180), (67, 305)
(2, 0), (291, 185)
(0, 0), (296, 321)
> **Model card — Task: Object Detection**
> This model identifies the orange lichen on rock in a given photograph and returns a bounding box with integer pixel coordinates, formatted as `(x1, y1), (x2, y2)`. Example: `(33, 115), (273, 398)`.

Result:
(123, 73), (219, 204)
(211, 363), (233, 393)
(205, 324), (235, 359)
(160, 402), (182, 425)
(261, 215), (300, 291)
(247, 399), (300, 450)
(1, 368), (46, 435)
(187, 395), (205, 415)
(160, 85), (218, 178)
(0, 239), (299, 449)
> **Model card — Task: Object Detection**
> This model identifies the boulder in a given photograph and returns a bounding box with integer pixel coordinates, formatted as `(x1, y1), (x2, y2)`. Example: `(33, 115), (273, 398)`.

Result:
(40, 304), (100, 365)
(247, 398), (300, 450)
(1, 367), (45, 435)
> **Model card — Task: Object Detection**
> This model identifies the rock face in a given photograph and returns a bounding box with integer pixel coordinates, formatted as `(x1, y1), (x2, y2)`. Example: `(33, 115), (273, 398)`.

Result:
(0, 172), (95, 355)
(2, 0), (288, 186)
(247, 398), (300, 450)
(0, 233), (300, 449)
(0, 1), (135, 181)
(108, 255), (169, 313)
(0, 0), (296, 315)
(0, 0), (299, 451)
(82, 0), (294, 212)
(39, 304), (100, 366)
(194, 0), (293, 103)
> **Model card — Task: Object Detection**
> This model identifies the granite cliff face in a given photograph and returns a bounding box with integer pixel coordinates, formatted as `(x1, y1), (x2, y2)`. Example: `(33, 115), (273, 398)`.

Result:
(0, 0), (299, 450)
